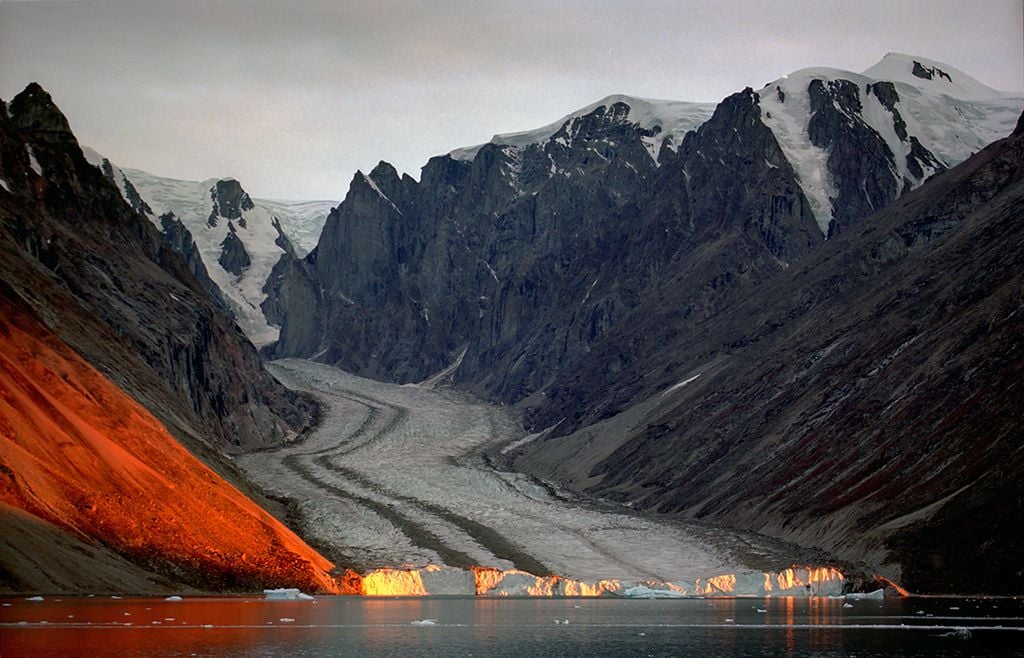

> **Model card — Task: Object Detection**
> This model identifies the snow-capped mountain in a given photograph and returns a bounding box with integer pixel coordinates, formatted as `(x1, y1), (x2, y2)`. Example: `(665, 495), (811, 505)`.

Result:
(81, 150), (337, 346)
(757, 52), (1022, 233)
(449, 94), (717, 163)
(270, 52), (1021, 380)
(445, 54), (1020, 237)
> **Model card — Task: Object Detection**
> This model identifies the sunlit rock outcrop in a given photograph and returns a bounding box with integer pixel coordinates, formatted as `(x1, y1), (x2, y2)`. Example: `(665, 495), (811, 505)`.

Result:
(0, 292), (338, 593)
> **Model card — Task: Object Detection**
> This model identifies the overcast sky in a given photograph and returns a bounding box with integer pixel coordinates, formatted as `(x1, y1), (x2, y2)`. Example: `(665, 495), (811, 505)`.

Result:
(1, 0), (1021, 199)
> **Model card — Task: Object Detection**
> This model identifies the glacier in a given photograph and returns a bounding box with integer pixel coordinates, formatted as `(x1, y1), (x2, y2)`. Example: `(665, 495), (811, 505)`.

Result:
(236, 359), (847, 598)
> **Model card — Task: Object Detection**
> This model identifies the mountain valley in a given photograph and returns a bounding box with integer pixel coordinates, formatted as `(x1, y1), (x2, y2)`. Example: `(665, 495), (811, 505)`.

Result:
(1, 51), (1022, 596)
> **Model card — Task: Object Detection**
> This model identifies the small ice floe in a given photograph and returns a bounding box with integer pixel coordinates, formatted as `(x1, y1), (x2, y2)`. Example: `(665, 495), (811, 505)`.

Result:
(756, 609), (767, 614)
(941, 627), (972, 640)
(26, 596), (44, 602)
(843, 603), (854, 608)
(949, 606), (960, 611)
(111, 596), (122, 599)
(263, 588), (314, 601)
(202, 624), (214, 628)
(410, 619), (437, 626)
(844, 589), (885, 601)
(637, 632), (646, 636)
(279, 617), (295, 623)
(2, 603), (12, 606)
(553, 619), (570, 625)
(724, 618), (734, 623)
(164, 618), (175, 621)
(165, 595), (183, 602)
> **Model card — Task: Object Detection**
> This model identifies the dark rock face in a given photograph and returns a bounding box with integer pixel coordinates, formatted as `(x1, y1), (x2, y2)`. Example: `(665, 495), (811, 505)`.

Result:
(867, 81), (906, 139)
(99, 158), (153, 215)
(512, 115), (1024, 594)
(0, 83), (316, 453)
(269, 91), (821, 402)
(865, 81), (947, 192)
(207, 178), (254, 227)
(912, 60), (952, 82)
(218, 221), (251, 276)
(807, 79), (901, 236)
(159, 211), (226, 307)
(261, 252), (321, 356)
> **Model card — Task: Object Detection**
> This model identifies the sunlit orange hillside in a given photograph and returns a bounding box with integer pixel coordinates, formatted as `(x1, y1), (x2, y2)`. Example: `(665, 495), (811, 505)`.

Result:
(0, 295), (338, 593)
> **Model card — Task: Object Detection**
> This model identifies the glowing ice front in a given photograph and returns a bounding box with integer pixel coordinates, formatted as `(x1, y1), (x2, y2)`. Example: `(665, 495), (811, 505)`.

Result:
(356, 565), (845, 598)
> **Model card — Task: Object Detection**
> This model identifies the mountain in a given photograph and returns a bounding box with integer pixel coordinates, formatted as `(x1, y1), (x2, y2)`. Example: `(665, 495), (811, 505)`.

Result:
(81, 154), (337, 347)
(268, 53), (1020, 391)
(759, 53), (1021, 236)
(0, 285), (336, 593)
(265, 54), (1023, 592)
(0, 83), (334, 591)
(512, 110), (1024, 595)
(448, 93), (717, 162)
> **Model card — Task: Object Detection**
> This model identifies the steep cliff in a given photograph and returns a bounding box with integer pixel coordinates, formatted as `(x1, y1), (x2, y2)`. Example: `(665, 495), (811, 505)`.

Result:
(512, 111), (1024, 594)
(0, 83), (316, 453)
(268, 90), (821, 404)
(0, 287), (336, 593)
(269, 55), (1019, 409)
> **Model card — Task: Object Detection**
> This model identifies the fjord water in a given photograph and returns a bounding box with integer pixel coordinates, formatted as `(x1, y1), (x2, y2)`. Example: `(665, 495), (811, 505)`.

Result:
(3, 596), (1022, 656)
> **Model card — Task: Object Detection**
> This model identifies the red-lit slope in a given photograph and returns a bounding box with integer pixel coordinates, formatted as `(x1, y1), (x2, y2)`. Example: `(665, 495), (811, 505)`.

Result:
(0, 295), (337, 593)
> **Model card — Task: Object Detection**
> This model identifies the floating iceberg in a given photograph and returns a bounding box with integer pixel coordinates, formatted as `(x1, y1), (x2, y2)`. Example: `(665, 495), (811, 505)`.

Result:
(263, 588), (314, 600)
(164, 595), (183, 602)
(845, 589), (885, 600)
(410, 619), (437, 626)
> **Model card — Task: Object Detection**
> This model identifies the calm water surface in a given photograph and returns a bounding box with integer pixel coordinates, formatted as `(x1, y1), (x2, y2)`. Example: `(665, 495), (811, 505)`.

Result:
(2, 595), (1022, 656)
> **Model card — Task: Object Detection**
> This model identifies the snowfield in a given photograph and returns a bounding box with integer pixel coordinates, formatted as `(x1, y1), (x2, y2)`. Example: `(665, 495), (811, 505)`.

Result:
(237, 360), (841, 593)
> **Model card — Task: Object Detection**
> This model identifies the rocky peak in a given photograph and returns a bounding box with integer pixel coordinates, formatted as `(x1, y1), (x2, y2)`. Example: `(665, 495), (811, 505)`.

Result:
(208, 178), (254, 226)
(912, 60), (952, 82)
(0, 82), (317, 455)
(218, 220), (251, 276)
(861, 52), (1004, 101)
(368, 160), (402, 191)
(676, 86), (821, 262)
(7, 82), (75, 143)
